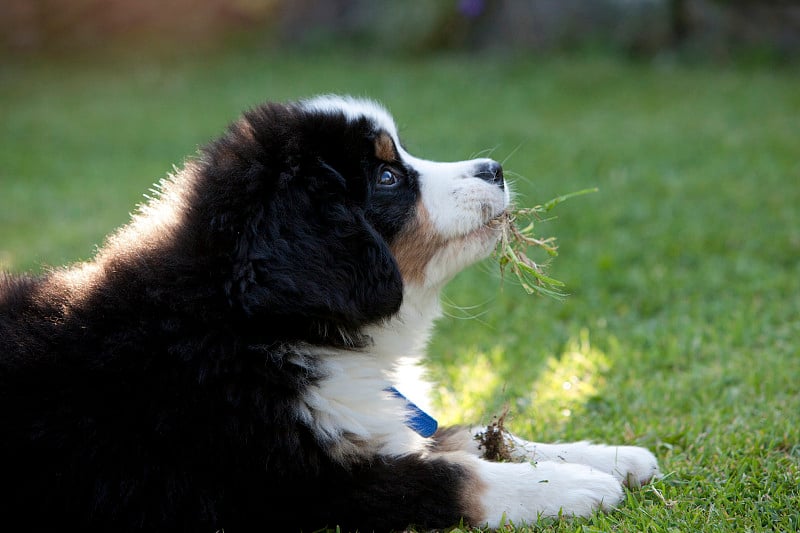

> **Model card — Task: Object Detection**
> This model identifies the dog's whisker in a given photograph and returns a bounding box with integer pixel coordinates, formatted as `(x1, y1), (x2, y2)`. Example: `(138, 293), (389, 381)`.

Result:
(440, 293), (495, 322)
(504, 170), (533, 187)
(500, 141), (525, 167)
(469, 146), (499, 160)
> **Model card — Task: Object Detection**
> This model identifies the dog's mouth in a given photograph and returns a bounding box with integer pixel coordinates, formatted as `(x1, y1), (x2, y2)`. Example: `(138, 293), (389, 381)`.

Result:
(486, 210), (510, 228)
(481, 201), (514, 236)
(458, 209), (509, 245)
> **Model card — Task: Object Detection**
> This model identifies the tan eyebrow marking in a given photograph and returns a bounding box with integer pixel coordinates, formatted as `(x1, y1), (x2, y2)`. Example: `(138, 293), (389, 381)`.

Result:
(374, 131), (398, 162)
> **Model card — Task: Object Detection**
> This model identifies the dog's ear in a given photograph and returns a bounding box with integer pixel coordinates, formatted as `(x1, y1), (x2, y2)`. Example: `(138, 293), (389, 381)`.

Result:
(224, 163), (403, 340)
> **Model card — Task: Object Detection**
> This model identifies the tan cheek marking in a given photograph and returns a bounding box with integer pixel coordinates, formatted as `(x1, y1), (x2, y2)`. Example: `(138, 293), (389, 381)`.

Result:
(374, 131), (398, 162)
(389, 202), (444, 284)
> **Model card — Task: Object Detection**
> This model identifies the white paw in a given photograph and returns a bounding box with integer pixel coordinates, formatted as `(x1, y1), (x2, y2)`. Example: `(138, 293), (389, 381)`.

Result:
(530, 461), (625, 517)
(501, 438), (661, 488)
(476, 459), (624, 527)
(604, 445), (661, 487)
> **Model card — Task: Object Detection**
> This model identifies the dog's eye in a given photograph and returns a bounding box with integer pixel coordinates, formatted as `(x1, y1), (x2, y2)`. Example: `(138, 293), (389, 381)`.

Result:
(377, 169), (399, 188)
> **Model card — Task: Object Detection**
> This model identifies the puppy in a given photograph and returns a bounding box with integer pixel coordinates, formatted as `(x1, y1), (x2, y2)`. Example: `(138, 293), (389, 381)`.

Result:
(0, 95), (659, 532)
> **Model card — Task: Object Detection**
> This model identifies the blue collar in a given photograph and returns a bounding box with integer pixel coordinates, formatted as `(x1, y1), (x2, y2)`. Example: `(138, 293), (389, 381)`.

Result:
(386, 386), (438, 438)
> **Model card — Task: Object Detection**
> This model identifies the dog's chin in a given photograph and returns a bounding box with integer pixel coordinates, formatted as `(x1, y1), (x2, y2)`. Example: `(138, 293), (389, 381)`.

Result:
(423, 213), (505, 287)
(458, 207), (508, 255)
(472, 216), (505, 247)
(476, 207), (509, 239)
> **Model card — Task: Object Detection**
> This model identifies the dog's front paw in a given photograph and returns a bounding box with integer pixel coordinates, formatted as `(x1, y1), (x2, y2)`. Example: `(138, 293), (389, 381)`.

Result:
(605, 445), (661, 488)
(531, 461), (625, 517)
(477, 459), (624, 527)
(505, 439), (661, 489)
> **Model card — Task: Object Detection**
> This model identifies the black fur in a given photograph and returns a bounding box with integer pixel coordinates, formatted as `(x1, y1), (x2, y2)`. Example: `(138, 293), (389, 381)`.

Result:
(0, 100), (471, 532)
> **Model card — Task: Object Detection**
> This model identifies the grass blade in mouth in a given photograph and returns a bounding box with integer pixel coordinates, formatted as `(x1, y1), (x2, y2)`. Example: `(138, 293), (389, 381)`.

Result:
(492, 188), (598, 299)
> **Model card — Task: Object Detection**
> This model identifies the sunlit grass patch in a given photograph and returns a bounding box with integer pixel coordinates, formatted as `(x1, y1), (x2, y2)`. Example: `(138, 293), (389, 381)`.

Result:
(518, 330), (611, 433)
(432, 331), (610, 434)
(433, 346), (504, 426)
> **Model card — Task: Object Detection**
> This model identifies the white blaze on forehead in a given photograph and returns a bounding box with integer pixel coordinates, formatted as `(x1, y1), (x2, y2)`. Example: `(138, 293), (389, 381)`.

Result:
(300, 95), (400, 140)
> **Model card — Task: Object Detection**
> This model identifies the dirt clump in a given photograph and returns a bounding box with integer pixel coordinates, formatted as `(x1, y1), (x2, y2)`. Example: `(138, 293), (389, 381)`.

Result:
(474, 406), (515, 462)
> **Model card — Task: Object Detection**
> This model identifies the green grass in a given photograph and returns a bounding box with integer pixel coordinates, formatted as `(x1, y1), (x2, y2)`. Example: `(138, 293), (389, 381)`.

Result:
(2, 48), (799, 531)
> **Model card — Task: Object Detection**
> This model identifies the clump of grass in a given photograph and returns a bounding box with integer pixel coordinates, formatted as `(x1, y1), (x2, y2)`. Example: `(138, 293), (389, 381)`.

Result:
(491, 188), (598, 299)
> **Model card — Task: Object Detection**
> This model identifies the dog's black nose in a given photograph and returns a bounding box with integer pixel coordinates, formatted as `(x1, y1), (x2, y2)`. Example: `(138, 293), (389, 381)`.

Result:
(475, 161), (504, 189)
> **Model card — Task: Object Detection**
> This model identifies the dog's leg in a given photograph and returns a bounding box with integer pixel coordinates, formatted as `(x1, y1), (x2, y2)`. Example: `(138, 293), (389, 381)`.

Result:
(477, 428), (660, 487)
(432, 426), (659, 488)
(502, 436), (660, 488)
(466, 452), (626, 526)
(335, 450), (624, 531)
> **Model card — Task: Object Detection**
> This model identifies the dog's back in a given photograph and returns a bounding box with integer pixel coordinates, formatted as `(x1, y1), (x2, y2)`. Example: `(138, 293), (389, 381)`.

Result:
(0, 263), (280, 529)
(0, 271), (106, 527)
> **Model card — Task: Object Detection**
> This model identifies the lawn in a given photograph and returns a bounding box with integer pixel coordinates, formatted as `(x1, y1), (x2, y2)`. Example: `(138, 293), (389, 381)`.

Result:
(1, 47), (798, 531)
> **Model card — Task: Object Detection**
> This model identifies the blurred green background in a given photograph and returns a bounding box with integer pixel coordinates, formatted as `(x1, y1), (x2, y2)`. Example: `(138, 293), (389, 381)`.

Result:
(1, 1), (799, 532)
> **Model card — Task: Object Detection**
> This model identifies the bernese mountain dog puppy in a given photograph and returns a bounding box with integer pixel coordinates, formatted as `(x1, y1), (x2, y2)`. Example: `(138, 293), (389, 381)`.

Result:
(0, 95), (659, 532)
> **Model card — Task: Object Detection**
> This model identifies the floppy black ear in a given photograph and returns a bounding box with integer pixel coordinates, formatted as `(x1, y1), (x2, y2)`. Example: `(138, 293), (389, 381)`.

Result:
(226, 169), (403, 341)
